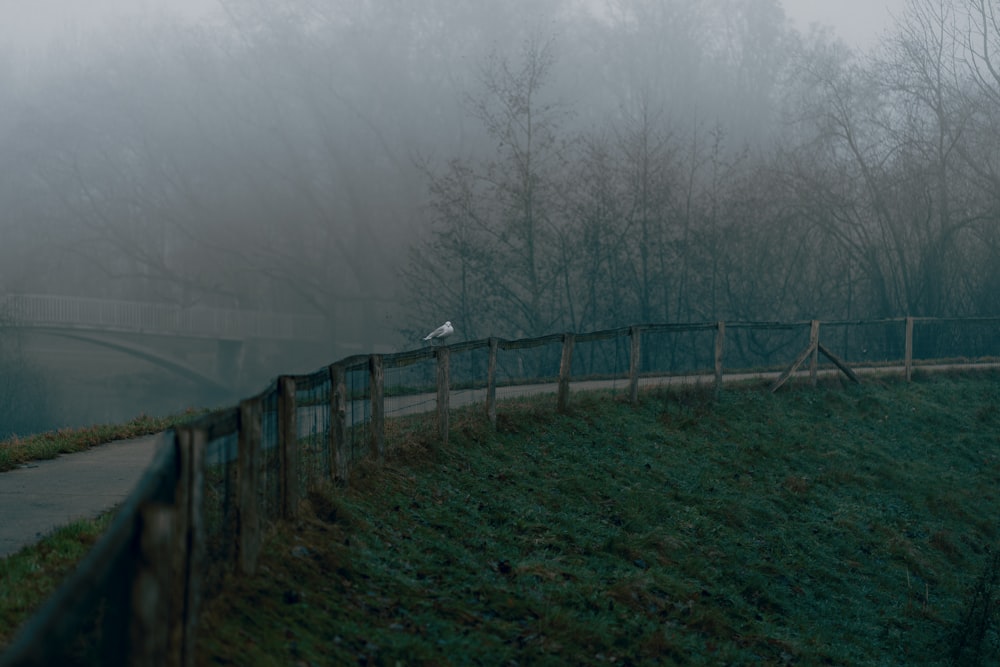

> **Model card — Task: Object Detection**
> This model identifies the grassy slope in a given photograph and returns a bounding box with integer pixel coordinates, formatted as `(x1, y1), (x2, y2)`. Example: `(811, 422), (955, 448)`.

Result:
(195, 372), (1000, 666)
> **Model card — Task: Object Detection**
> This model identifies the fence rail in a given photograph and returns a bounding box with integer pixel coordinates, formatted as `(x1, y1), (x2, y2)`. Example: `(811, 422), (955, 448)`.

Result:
(0, 294), (329, 342)
(2, 316), (999, 666)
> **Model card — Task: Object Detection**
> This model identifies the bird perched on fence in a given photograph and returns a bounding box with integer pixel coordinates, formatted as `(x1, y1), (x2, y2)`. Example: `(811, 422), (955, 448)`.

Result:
(424, 321), (454, 344)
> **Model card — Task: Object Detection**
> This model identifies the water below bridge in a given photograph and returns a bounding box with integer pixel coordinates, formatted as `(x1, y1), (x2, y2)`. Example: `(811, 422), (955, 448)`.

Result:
(10, 330), (341, 437)
(1, 294), (342, 437)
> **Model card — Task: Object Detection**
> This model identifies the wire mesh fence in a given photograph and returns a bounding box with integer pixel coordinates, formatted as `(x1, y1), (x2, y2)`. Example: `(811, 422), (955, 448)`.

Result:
(260, 381), (282, 523)
(343, 358), (374, 468)
(448, 342), (492, 410)
(295, 368), (332, 497)
(725, 323), (809, 370)
(819, 320), (906, 367)
(201, 415), (239, 600)
(570, 328), (633, 395)
(635, 324), (719, 393)
(384, 350), (437, 418)
(912, 317), (1000, 363)
(4, 316), (1000, 666)
(494, 334), (563, 403)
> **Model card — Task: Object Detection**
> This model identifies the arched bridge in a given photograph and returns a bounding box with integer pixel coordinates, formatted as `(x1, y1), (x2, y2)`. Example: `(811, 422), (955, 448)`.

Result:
(1, 294), (331, 391)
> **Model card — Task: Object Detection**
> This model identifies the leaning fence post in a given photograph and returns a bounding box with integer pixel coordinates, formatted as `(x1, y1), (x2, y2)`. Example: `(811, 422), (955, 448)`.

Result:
(277, 376), (299, 519)
(557, 333), (575, 413)
(369, 355), (385, 463)
(130, 503), (176, 667)
(170, 425), (206, 667)
(436, 346), (450, 447)
(629, 326), (641, 405)
(714, 321), (726, 393)
(809, 320), (820, 386)
(237, 398), (262, 576)
(487, 338), (498, 429)
(905, 316), (914, 382)
(329, 363), (349, 484)
(771, 323), (820, 393)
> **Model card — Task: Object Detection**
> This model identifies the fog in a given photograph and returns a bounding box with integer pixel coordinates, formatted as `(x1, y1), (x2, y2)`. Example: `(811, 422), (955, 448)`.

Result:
(0, 0), (909, 52)
(785, 0), (907, 49)
(0, 0), (997, 435)
(0, 0), (212, 50)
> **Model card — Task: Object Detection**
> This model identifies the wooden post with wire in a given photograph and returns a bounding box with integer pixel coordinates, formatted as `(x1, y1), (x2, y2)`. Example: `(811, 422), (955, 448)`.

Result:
(487, 338), (498, 429)
(557, 333), (575, 413)
(277, 376), (299, 519)
(714, 321), (726, 393)
(130, 502), (176, 666)
(329, 363), (349, 485)
(369, 355), (385, 464)
(436, 346), (450, 447)
(772, 319), (860, 391)
(809, 320), (820, 386)
(904, 316), (914, 382)
(629, 326), (642, 405)
(237, 397), (262, 576)
(170, 425), (206, 667)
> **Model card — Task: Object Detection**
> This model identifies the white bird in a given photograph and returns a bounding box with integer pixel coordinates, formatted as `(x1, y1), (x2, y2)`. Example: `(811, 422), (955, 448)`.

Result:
(423, 321), (454, 343)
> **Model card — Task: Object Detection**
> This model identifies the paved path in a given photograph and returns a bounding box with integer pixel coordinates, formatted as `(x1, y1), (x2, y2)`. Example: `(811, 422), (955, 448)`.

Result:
(3, 361), (995, 560)
(0, 435), (163, 558)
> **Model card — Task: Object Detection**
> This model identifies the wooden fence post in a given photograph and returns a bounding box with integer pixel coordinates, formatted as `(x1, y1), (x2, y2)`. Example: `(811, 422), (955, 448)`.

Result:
(170, 426), (205, 667)
(557, 333), (575, 413)
(809, 320), (820, 386)
(436, 346), (450, 447)
(817, 342), (862, 385)
(130, 503), (176, 667)
(629, 326), (641, 405)
(237, 398), (262, 576)
(487, 338), (498, 429)
(329, 363), (349, 485)
(369, 355), (385, 463)
(277, 376), (299, 520)
(905, 316), (914, 382)
(714, 321), (726, 393)
(771, 322), (820, 393)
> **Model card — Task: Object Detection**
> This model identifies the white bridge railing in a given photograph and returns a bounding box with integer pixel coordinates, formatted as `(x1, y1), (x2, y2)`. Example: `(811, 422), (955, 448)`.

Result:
(0, 294), (329, 342)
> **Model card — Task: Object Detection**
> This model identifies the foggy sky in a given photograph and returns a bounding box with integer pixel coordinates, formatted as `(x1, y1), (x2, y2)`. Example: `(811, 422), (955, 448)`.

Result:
(785, 0), (907, 49)
(0, 0), (212, 53)
(0, 0), (909, 53)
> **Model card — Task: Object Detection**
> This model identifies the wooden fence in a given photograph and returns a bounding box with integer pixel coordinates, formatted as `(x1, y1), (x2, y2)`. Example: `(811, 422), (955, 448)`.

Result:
(1, 316), (998, 666)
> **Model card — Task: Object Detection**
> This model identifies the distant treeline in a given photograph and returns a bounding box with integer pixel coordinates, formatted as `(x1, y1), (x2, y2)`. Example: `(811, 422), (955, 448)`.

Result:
(0, 0), (997, 350)
(403, 1), (1000, 339)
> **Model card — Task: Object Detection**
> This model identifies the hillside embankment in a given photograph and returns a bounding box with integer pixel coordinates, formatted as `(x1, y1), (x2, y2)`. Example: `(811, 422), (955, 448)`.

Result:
(196, 372), (1000, 666)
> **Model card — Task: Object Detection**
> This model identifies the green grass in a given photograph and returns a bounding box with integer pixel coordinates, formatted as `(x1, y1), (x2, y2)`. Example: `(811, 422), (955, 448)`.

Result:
(0, 409), (204, 472)
(0, 512), (115, 647)
(194, 371), (1000, 666)
(1, 373), (996, 663)
(0, 407), (205, 648)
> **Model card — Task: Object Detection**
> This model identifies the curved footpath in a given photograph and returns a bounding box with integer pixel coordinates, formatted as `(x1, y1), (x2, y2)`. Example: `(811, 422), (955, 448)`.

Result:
(0, 378), (646, 560)
(2, 361), (994, 560)
(0, 435), (163, 558)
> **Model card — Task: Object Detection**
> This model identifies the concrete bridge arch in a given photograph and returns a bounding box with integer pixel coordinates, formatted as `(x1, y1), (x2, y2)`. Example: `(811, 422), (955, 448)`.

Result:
(38, 330), (235, 392)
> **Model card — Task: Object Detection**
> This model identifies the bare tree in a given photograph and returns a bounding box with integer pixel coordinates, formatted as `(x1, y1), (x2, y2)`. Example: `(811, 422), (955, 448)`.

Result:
(403, 37), (573, 338)
(399, 159), (500, 341)
(782, 2), (991, 320)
